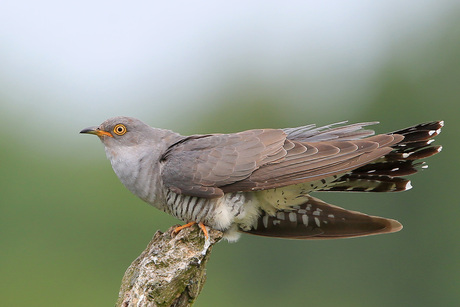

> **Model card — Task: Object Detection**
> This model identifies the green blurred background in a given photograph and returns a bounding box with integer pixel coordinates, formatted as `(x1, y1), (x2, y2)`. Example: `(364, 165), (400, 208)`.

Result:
(1, 1), (459, 306)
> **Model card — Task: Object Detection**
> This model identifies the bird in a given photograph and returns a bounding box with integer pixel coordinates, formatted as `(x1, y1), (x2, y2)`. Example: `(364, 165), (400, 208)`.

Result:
(80, 117), (443, 242)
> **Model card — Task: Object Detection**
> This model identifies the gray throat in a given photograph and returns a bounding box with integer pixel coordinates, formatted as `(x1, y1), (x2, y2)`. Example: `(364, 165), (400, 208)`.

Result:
(105, 128), (183, 210)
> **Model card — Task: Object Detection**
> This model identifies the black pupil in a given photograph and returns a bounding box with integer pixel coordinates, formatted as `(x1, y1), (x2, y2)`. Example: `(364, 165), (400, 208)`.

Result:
(117, 126), (124, 132)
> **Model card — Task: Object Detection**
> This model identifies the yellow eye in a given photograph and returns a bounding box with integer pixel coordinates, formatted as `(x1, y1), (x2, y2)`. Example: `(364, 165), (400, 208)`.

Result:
(113, 124), (127, 136)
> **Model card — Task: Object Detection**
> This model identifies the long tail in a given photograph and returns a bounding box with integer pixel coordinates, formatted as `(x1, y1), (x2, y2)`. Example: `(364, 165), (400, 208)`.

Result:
(317, 121), (443, 193)
(244, 196), (402, 239)
(242, 121), (443, 240)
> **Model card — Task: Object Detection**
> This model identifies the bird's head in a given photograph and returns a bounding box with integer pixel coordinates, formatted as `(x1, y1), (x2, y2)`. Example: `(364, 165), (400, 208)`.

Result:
(80, 116), (154, 149)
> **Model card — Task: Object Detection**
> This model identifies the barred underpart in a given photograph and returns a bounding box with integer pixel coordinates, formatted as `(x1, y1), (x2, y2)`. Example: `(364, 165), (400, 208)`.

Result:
(165, 190), (259, 234)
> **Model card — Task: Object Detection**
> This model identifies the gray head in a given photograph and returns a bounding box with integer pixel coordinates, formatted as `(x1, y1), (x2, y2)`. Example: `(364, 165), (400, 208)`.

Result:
(81, 116), (174, 205)
(79, 116), (159, 147)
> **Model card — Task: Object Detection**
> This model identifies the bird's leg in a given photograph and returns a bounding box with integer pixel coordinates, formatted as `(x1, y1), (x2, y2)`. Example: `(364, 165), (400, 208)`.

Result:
(173, 221), (209, 239)
(173, 221), (196, 234)
(198, 222), (209, 239)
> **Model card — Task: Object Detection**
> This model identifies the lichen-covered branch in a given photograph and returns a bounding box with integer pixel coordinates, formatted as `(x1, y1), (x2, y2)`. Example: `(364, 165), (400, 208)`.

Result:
(116, 225), (223, 307)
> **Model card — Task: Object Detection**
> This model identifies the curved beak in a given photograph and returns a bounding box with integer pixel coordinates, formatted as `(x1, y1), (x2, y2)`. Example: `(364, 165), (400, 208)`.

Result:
(80, 126), (113, 138)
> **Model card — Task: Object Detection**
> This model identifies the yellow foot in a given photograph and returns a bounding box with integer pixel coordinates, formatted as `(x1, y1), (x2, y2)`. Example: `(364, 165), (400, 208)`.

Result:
(173, 221), (209, 239)
(198, 222), (209, 239)
(173, 221), (196, 233)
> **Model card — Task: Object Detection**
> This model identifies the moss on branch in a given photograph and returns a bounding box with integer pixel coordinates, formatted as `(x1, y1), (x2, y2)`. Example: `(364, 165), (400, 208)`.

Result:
(116, 225), (222, 307)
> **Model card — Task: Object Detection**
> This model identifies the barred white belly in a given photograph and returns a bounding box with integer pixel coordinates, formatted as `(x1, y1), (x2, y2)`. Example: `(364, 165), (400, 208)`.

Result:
(164, 190), (260, 238)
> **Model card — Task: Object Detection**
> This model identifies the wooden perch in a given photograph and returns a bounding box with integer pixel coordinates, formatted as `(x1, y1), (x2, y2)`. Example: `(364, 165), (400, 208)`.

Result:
(116, 225), (223, 307)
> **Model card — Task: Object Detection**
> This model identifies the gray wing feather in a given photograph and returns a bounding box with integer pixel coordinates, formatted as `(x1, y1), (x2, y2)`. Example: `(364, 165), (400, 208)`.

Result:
(161, 129), (287, 198)
(161, 123), (403, 198)
(283, 121), (378, 142)
(221, 134), (403, 192)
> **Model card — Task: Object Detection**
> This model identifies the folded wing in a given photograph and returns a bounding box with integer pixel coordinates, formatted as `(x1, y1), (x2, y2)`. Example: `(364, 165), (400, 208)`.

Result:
(161, 123), (403, 198)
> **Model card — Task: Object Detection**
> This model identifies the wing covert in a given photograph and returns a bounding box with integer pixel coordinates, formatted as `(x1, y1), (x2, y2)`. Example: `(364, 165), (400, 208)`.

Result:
(161, 129), (287, 198)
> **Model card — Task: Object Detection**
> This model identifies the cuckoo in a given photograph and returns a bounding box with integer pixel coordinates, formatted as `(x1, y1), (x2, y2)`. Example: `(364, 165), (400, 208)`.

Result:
(80, 117), (443, 241)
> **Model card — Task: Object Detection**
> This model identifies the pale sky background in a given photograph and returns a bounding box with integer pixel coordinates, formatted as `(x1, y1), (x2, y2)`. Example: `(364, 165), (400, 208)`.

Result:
(0, 0), (457, 151)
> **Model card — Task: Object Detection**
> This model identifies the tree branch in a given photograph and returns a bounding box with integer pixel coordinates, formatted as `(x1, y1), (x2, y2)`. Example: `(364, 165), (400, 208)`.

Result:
(116, 225), (223, 307)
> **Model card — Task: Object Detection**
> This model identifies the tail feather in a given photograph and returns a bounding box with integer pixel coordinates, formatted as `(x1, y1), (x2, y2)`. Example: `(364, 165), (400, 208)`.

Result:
(242, 121), (442, 239)
(384, 144), (440, 161)
(317, 121), (443, 193)
(353, 160), (420, 176)
(319, 174), (412, 192)
(394, 146), (442, 161)
(391, 120), (443, 141)
(244, 196), (402, 239)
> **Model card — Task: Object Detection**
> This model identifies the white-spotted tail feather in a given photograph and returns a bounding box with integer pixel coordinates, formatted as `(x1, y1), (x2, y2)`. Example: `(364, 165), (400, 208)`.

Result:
(244, 196), (402, 239)
(317, 121), (443, 193)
